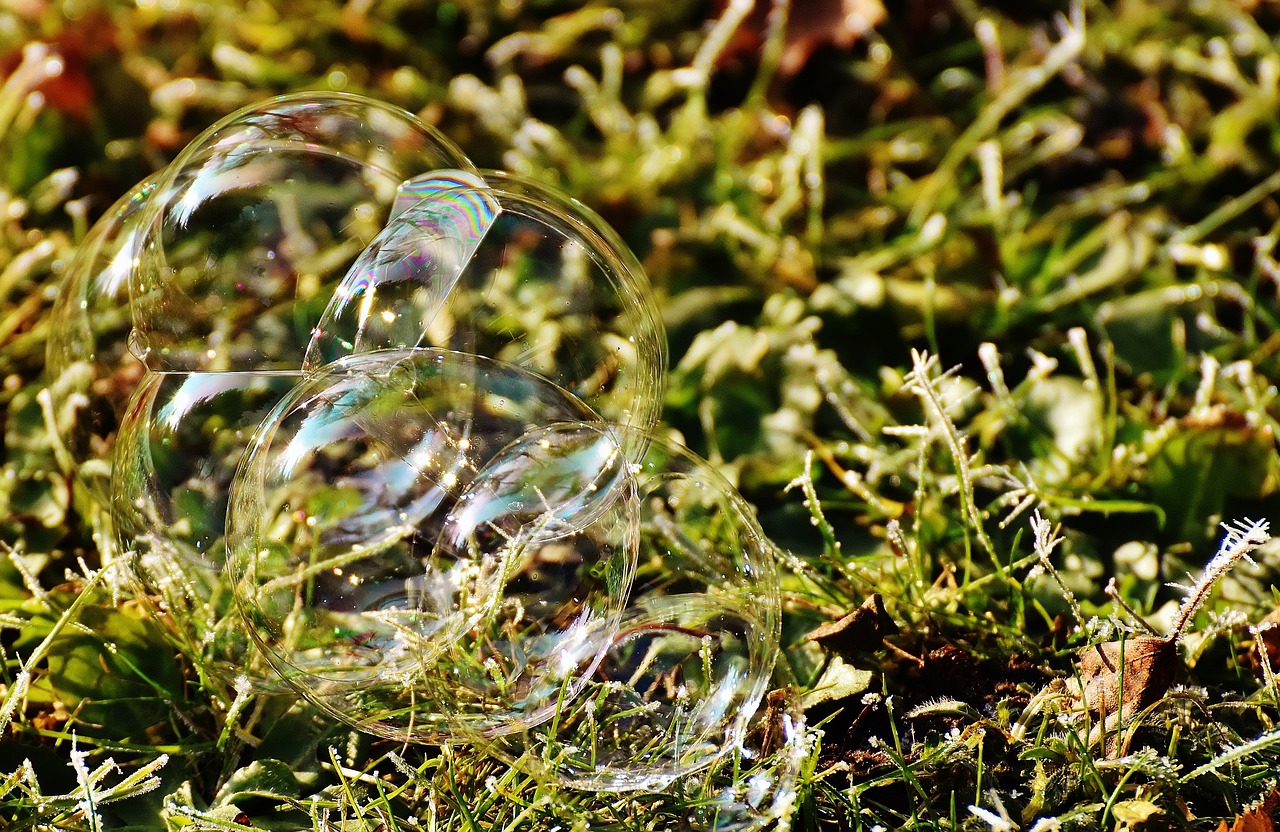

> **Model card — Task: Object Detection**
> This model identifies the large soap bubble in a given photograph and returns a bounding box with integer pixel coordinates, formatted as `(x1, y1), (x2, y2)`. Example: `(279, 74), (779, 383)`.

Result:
(226, 349), (639, 739)
(45, 180), (156, 552)
(305, 170), (666, 432)
(45, 88), (799, 823)
(129, 92), (475, 373)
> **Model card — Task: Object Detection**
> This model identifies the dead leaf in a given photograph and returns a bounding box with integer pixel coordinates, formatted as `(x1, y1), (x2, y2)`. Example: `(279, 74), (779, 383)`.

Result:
(806, 594), (899, 660)
(1215, 783), (1280, 832)
(755, 687), (793, 756)
(1079, 636), (1177, 719)
(716, 0), (887, 79)
(1251, 610), (1280, 673)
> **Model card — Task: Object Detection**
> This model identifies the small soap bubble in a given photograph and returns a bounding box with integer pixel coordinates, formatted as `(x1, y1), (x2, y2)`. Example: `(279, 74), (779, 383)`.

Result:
(305, 170), (666, 433)
(226, 350), (636, 739)
(481, 424), (781, 792)
(130, 92), (475, 373)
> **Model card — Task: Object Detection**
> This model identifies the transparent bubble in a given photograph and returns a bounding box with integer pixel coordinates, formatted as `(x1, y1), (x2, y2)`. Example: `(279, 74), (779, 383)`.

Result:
(481, 424), (781, 792)
(226, 349), (638, 739)
(47, 91), (775, 802)
(129, 92), (474, 373)
(44, 179), (156, 548)
(304, 170), (666, 432)
(112, 369), (302, 682)
(430, 687), (807, 832)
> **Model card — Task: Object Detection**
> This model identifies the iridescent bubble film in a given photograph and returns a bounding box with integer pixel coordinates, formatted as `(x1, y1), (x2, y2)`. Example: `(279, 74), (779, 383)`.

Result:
(306, 171), (666, 433)
(46, 90), (795, 819)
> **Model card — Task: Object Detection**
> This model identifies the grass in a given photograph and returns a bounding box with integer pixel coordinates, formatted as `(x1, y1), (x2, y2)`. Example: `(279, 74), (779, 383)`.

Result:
(5, 0), (1280, 829)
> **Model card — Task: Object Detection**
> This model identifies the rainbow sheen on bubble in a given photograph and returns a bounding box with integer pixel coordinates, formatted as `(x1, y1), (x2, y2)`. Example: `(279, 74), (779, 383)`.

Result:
(390, 169), (493, 219)
(305, 171), (666, 433)
(306, 171), (499, 368)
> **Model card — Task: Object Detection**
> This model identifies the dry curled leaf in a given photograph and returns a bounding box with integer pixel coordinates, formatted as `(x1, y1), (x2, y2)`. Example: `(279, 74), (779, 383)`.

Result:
(1215, 784), (1280, 832)
(755, 687), (793, 756)
(1079, 636), (1177, 719)
(806, 594), (899, 661)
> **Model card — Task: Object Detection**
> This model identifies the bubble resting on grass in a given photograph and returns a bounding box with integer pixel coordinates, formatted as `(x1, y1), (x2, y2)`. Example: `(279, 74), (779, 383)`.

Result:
(477, 423), (781, 792)
(51, 92), (475, 681)
(227, 370), (782, 789)
(225, 349), (640, 739)
(46, 90), (797, 812)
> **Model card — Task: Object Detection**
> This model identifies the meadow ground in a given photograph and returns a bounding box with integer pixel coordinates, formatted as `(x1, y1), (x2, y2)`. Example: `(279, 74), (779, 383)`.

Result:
(5, 1), (1280, 829)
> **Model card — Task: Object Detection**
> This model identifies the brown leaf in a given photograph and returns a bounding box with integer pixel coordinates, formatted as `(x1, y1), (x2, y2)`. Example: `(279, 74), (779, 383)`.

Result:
(806, 594), (899, 660)
(755, 687), (793, 756)
(1250, 610), (1280, 673)
(715, 0), (886, 79)
(1214, 784), (1280, 832)
(1079, 636), (1177, 719)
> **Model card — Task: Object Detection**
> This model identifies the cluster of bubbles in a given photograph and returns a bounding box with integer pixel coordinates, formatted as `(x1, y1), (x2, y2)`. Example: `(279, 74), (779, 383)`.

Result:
(47, 92), (805, 825)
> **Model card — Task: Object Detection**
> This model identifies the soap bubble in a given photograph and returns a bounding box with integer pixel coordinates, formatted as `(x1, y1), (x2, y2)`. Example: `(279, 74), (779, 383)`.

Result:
(429, 686), (807, 832)
(129, 92), (474, 373)
(44, 179), (156, 547)
(45, 90), (787, 807)
(304, 170), (666, 431)
(112, 369), (302, 680)
(480, 424), (781, 792)
(226, 349), (638, 739)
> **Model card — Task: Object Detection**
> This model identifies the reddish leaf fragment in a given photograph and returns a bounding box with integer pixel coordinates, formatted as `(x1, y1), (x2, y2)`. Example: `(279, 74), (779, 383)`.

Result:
(1079, 636), (1177, 719)
(0, 14), (116, 121)
(1214, 784), (1280, 832)
(716, 0), (886, 79)
(1250, 609), (1280, 674)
